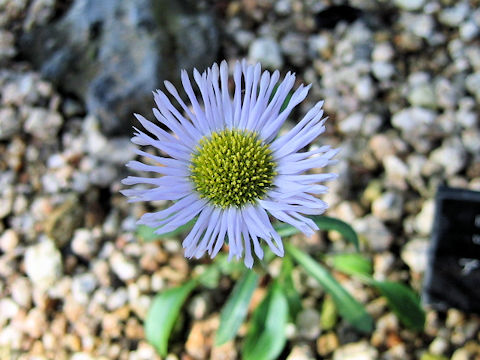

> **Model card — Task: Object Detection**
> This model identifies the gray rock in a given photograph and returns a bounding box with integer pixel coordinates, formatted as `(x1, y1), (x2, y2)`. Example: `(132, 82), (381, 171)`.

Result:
(439, 3), (470, 27)
(0, 172), (15, 219)
(288, 345), (315, 360)
(372, 42), (394, 62)
(429, 336), (449, 355)
(72, 273), (98, 304)
(0, 30), (16, 62)
(0, 0), (28, 26)
(465, 72), (480, 101)
(373, 252), (395, 281)
(361, 114), (383, 136)
(24, 237), (62, 291)
(110, 252), (138, 282)
(461, 128), (480, 154)
(353, 215), (393, 252)
(187, 293), (210, 320)
(355, 76), (375, 101)
(339, 113), (363, 135)
(296, 308), (321, 340)
(466, 46), (480, 71)
(20, 0), (219, 135)
(414, 199), (434, 236)
(71, 228), (98, 259)
(401, 238), (429, 273)
(0, 229), (19, 253)
(248, 37), (284, 70)
(460, 20), (479, 41)
(451, 348), (471, 360)
(408, 83), (436, 108)
(333, 341), (378, 360)
(430, 138), (467, 176)
(274, 0), (291, 15)
(435, 77), (458, 110)
(106, 288), (128, 310)
(232, 29), (254, 49)
(10, 276), (32, 308)
(391, 107), (436, 137)
(0, 298), (20, 324)
(372, 192), (404, 222)
(400, 13), (434, 39)
(371, 61), (395, 80)
(23, 107), (63, 142)
(1, 72), (41, 106)
(383, 155), (409, 189)
(280, 33), (307, 66)
(88, 164), (118, 187)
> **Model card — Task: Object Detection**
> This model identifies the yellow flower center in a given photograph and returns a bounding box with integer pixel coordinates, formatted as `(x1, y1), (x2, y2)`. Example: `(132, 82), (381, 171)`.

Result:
(189, 129), (276, 208)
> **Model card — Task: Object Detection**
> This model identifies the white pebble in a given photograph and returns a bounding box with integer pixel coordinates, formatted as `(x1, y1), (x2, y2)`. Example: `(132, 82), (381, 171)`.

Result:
(24, 238), (62, 292)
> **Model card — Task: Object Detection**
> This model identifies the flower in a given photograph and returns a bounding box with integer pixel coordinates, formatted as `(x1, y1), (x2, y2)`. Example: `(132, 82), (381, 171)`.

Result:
(121, 60), (338, 268)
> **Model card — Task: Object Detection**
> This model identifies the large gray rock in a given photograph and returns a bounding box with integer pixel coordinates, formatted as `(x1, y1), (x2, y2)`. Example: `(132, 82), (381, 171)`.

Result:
(20, 0), (219, 135)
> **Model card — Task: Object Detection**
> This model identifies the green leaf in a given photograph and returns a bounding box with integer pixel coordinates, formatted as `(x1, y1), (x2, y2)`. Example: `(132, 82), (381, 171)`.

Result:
(274, 215), (359, 251)
(216, 253), (247, 277)
(320, 295), (337, 330)
(216, 270), (259, 345)
(196, 265), (221, 289)
(278, 255), (302, 320)
(137, 218), (196, 242)
(328, 253), (373, 277)
(242, 281), (288, 360)
(372, 280), (425, 331)
(286, 244), (373, 333)
(269, 84), (292, 112)
(145, 280), (197, 357)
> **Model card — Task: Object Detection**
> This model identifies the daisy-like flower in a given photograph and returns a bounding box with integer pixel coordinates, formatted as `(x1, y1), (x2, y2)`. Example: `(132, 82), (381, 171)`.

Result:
(122, 60), (338, 268)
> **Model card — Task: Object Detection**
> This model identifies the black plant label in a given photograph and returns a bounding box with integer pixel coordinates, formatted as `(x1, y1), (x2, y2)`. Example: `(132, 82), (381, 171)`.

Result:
(423, 186), (480, 314)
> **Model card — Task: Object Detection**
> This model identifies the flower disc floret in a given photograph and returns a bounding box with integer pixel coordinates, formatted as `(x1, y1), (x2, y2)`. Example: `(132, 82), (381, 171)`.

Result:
(189, 129), (276, 208)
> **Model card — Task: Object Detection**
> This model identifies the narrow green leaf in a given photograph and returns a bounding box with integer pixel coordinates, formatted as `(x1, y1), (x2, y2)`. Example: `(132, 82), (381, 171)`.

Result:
(372, 280), (425, 331)
(286, 244), (373, 333)
(216, 271), (259, 345)
(328, 253), (373, 277)
(274, 215), (359, 251)
(269, 84), (293, 112)
(243, 281), (288, 360)
(145, 280), (197, 357)
(278, 256), (302, 320)
(137, 218), (196, 242)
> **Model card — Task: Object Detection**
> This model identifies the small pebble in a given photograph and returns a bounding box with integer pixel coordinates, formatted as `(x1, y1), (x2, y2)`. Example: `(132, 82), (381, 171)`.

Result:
(110, 252), (139, 282)
(24, 238), (63, 292)
(0, 228), (19, 253)
(372, 192), (404, 222)
(71, 228), (98, 259)
(10, 276), (32, 308)
(353, 215), (393, 252)
(401, 238), (429, 273)
(296, 308), (321, 340)
(248, 37), (284, 70)
(333, 341), (378, 360)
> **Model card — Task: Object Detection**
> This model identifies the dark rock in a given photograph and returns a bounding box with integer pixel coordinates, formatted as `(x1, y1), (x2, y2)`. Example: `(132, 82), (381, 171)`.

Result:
(20, 0), (219, 135)
(314, 5), (362, 29)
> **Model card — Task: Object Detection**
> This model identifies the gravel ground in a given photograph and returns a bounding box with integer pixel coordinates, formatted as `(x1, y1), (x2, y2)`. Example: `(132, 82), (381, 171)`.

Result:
(0, 0), (480, 359)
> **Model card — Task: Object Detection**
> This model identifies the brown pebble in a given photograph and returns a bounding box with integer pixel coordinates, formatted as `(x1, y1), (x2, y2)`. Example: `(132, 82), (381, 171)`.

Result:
(317, 331), (339, 356)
